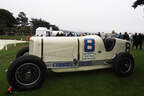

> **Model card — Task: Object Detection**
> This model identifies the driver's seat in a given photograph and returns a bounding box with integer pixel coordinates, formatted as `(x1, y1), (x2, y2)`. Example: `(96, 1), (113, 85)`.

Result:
(103, 38), (116, 51)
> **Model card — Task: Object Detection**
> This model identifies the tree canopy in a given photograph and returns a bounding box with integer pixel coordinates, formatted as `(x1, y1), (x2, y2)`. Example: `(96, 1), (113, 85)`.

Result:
(16, 12), (28, 26)
(50, 25), (59, 31)
(30, 18), (50, 30)
(132, 0), (144, 8)
(0, 9), (59, 35)
(0, 9), (16, 35)
(30, 18), (59, 31)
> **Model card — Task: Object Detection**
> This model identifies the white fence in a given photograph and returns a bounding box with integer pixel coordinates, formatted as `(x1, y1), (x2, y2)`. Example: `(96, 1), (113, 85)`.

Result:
(0, 39), (26, 50)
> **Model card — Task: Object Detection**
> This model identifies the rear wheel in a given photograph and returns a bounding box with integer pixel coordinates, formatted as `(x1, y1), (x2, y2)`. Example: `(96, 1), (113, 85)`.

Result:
(7, 55), (47, 90)
(113, 52), (134, 77)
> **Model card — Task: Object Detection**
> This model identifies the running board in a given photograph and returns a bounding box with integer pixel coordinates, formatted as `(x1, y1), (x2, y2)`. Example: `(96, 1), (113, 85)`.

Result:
(51, 64), (112, 73)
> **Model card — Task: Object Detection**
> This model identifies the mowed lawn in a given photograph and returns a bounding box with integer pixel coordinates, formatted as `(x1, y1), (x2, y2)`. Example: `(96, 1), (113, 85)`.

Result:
(0, 44), (144, 96)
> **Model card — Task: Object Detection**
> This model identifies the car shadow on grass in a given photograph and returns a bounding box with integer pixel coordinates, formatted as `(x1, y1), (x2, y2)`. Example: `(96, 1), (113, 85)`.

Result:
(45, 68), (113, 80)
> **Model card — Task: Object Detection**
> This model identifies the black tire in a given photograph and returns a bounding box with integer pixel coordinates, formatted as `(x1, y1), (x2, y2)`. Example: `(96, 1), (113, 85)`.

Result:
(7, 55), (47, 90)
(16, 46), (29, 58)
(112, 52), (134, 77)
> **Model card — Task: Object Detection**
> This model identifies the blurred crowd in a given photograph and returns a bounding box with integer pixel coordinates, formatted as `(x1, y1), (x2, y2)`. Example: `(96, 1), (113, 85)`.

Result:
(130, 33), (143, 50)
(98, 31), (144, 50)
(97, 30), (144, 50)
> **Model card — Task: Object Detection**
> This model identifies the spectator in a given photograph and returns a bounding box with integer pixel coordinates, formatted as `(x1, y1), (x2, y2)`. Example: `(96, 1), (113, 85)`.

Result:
(132, 33), (139, 49)
(80, 33), (85, 36)
(143, 33), (144, 45)
(123, 32), (129, 40)
(60, 32), (65, 36)
(98, 32), (101, 37)
(105, 33), (109, 38)
(111, 30), (117, 38)
(56, 32), (60, 36)
(118, 32), (123, 39)
(67, 32), (73, 37)
(138, 33), (144, 50)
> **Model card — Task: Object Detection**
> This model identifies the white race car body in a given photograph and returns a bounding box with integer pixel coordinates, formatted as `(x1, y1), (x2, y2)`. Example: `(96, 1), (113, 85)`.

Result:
(29, 35), (130, 72)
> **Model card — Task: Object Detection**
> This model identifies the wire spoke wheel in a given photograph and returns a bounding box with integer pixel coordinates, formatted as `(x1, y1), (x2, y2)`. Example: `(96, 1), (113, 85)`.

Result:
(7, 55), (47, 90)
(15, 63), (41, 86)
(113, 52), (134, 77)
(119, 58), (131, 73)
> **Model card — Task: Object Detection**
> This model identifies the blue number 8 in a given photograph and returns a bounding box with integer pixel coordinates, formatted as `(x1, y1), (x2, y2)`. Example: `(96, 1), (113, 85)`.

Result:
(84, 38), (95, 52)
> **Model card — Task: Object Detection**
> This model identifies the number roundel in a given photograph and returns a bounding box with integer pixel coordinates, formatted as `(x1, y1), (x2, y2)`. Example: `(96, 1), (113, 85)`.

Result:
(84, 38), (95, 52)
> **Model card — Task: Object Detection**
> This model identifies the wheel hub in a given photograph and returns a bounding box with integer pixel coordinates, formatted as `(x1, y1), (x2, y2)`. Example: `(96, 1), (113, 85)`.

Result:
(120, 60), (131, 73)
(15, 63), (40, 86)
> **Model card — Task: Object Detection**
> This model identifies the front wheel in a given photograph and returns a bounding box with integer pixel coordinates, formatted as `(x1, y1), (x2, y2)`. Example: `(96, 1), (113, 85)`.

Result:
(112, 52), (134, 77)
(7, 55), (47, 90)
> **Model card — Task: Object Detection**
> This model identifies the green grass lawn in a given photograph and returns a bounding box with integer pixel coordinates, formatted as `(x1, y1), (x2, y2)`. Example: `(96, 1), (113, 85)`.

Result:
(0, 44), (144, 96)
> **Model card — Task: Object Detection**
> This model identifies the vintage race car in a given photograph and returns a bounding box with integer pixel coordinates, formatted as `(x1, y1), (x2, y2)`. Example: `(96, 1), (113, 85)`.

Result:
(7, 35), (134, 90)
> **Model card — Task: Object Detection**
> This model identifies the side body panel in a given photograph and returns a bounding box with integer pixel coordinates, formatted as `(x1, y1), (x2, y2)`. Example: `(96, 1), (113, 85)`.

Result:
(79, 36), (126, 61)
(43, 37), (78, 62)
(29, 37), (42, 57)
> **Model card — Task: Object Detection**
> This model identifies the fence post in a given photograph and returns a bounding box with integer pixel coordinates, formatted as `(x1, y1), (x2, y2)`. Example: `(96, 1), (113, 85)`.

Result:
(5, 45), (7, 51)
(14, 39), (16, 47)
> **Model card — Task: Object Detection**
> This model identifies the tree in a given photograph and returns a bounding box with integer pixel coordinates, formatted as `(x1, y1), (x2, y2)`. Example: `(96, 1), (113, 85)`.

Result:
(51, 25), (59, 31)
(132, 0), (144, 8)
(30, 18), (59, 32)
(30, 18), (51, 31)
(16, 12), (28, 26)
(0, 9), (16, 35)
(15, 26), (31, 35)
